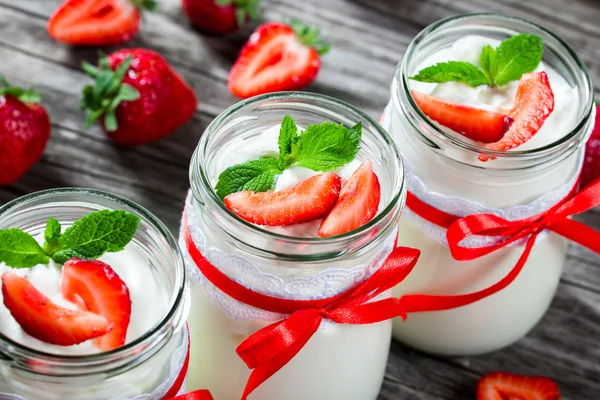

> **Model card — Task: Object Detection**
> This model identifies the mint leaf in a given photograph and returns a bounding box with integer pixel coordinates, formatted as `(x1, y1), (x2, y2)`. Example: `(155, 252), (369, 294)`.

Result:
(293, 121), (362, 171)
(215, 157), (282, 199)
(0, 229), (49, 268)
(480, 45), (497, 85)
(51, 210), (140, 264)
(410, 61), (490, 87)
(43, 217), (63, 256)
(278, 115), (299, 168)
(493, 33), (543, 86)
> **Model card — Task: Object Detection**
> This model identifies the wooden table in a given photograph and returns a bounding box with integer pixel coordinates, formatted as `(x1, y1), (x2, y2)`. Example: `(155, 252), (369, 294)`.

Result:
(1, 0), (599, 399)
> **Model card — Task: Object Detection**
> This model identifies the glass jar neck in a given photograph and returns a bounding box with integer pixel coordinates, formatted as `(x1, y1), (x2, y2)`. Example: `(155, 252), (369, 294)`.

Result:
(392, 13), (595, 172)
(189, 92), (405, 262)
(0, 188), (187, 377)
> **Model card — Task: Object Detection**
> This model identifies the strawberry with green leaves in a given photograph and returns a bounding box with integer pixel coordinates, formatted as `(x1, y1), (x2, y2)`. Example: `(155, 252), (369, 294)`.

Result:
(410, 34), (554, 152)
(0, 210), (139, 349)
(48, 0), (157, 46)
(216, 115), (382, 235)
(228, 21), (330, 98)
(0, 77), (51, 186)
(183, 0), (261, 34)
(81, 49), (197, 146)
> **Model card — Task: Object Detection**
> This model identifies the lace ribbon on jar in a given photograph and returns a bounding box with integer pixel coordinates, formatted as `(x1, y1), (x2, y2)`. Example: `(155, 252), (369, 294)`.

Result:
(180, 192), (397, 323)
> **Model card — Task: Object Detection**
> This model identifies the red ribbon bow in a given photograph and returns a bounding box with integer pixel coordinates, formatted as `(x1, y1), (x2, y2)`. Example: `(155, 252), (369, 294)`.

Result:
(406, 177), (600, 306)
(167, 392), (214, 400)
(182, 212), (420, 400)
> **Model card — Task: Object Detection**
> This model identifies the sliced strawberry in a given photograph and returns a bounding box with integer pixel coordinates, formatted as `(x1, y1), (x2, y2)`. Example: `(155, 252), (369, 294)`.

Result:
(318, 161), (381, 237)
(1, 272), (112, 346)
(224, 172), (341, 226)
(485, 72), (555, 153)
(228, 21), (330, 99)
(62, 258), (131, 351)
(411, 91), (513, 143)
(580, 105), (600, 188)
(477, 372), (561, 400)
(47, 0), (156, 46)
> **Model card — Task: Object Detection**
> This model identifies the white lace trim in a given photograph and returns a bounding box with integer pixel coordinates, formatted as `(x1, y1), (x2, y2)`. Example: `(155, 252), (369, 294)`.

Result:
(380, 102), (584, 247)
(0, 329), (188, 400)
(180, 193), (397, 323)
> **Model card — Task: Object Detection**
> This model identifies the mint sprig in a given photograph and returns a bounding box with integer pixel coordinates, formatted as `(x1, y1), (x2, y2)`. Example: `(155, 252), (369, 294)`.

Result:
(0, 210), (141, 268)
(410, 33), (543, 88)
(215, 115), (361, 199)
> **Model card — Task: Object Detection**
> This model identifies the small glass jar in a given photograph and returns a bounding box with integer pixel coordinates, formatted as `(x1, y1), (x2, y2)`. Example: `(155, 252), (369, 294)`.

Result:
(0, 188), (189, 399)
(182, 92), (405, 400)
(384, 14), (595, 355)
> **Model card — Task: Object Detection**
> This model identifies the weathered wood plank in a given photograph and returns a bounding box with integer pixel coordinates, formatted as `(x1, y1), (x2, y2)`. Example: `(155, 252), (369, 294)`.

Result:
(0, 1), (599, 399)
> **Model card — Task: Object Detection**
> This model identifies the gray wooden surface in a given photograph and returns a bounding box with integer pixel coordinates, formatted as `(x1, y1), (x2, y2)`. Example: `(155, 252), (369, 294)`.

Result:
(0, 0), (599, 399)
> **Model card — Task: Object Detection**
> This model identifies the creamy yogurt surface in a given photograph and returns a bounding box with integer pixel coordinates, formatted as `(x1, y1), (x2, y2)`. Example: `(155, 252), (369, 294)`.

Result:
(0, 238), (167, 355)
(410, 35), (580, 150)
(212, 124), (384, 238)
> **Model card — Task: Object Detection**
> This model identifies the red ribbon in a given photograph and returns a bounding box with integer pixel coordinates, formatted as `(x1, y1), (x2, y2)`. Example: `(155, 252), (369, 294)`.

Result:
(163, 326), (214, 400)
(403, 177), (600, 310)
(182, 212), (421, 400)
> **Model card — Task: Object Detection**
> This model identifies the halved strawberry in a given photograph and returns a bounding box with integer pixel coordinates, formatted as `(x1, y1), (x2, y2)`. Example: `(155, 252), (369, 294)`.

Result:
(62, 258), (132, 351)
(47, 0), (156, 46)
(318, 161), (381, 237)
(228, 21), (330, 99)
(2, 272), (112, 346)
(477, 372), (561, 400)
(224, 172), (341, 226)
(411, 91), (513, 143)
(485, 72), (555, 153)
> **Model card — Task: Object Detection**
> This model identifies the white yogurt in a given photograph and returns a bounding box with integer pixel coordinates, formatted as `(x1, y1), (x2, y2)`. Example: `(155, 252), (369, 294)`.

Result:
(387, 35), (589, 354)
(0, 238), (167, 355)
(410, 35), (579, 150)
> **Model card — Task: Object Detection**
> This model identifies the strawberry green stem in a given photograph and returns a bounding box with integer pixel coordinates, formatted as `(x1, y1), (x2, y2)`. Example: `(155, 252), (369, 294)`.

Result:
(290, 19), (331, 55)
(215, 0), (261, 27)
(0, 76), (41, 104)
(130, 0), (158, 12)
(80, 55), (140, 132)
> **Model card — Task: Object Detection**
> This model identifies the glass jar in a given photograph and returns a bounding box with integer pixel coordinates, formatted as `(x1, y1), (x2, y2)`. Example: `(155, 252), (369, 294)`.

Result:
(384, 13), (595, 355)
(182, 92), (405, 400)
(0, 188), (189, 399)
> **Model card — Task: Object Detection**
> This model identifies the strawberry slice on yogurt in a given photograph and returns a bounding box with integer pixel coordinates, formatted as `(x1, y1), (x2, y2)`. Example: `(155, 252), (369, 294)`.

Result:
(224, 172), (341, 226)
(62, 258), (132, 351)
(318, 161), (381, 237)
(2, 271), (113, 346)
(485, 71), (555, 152)
(411, 90), (513, 143)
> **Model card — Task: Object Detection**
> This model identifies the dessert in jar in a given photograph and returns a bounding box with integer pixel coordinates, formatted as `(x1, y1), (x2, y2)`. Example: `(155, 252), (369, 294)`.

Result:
(381, 13), (597, 355)
(180, 92), (416, 400)
(0, 188), (190, 399)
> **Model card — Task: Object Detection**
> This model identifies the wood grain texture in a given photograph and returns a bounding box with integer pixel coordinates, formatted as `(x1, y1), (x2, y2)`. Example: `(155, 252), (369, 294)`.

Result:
(0, 0), (599, 399)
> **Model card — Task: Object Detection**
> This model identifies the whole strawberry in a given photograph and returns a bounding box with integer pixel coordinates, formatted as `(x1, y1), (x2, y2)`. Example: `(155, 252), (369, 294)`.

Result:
(182, 0), (260, 34)
(228, 20), (330, 99)
(0, 78), (50, 185)
(48, 0), (157, 46)
(580, 105), (600, 188)
(81, 49), (197, 146)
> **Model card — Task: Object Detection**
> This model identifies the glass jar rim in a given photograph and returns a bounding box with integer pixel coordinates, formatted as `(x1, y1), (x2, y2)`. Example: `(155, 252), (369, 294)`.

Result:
(393, 12), (594, 165)
(0, 187), (186, 364)
(190, 91), (405, 247)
